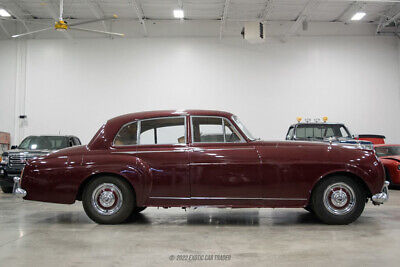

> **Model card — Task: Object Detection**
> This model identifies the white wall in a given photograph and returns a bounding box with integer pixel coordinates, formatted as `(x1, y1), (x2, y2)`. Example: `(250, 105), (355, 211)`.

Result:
(0, 41), (16, 143)
(1, 36), (399, 145)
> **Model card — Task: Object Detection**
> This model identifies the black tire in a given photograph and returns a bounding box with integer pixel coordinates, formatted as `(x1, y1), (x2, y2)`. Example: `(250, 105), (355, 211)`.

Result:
(312, 176), (366, 225)
(127, 206), (147, 222)
(384, 167), (394, 189)
(1, 185), (13, 194)
(133, 207), (146, 213)
(303, 205), (314, 213)
(82, 176), (135, 224)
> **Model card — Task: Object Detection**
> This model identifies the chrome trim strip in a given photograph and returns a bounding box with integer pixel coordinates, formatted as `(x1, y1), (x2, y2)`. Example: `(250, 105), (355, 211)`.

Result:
(149, 196), (306, 201)
(112, 149), (188, 154)
(191, 147), (254, 152)
(189, 162), (258, 166)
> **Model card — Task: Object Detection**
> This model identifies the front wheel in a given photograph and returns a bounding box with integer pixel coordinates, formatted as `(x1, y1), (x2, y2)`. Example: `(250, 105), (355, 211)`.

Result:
(312, 176), (366, 225)
(82, 176), (135, 224)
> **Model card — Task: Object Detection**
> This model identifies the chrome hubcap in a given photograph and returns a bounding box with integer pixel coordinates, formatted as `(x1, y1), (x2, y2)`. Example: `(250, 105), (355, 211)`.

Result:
(91, 183), (123, 216)
(323, 182), (356, 215)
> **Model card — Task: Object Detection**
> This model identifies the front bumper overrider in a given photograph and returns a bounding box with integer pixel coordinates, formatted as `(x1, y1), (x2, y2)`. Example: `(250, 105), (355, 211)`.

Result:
(371, 181), (389, 205)
(13, 176), (26, 198)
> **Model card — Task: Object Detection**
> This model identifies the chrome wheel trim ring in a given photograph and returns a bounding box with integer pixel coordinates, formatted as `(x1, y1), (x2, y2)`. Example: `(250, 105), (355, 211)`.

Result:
(91, 183), (123, 216)
(323, 182), (356, 215)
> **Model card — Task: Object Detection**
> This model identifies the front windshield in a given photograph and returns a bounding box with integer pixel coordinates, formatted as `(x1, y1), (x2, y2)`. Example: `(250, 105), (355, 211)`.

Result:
(375, 146), (400, 157)
(232, 115), (256, 141)
(295, 124), (351, 140)
(19, 136), (69, 150)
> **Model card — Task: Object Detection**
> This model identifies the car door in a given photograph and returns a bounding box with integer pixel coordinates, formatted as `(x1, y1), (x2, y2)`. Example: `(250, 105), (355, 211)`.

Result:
(134, 116), (190, 200)
(189, 116), (262, 202)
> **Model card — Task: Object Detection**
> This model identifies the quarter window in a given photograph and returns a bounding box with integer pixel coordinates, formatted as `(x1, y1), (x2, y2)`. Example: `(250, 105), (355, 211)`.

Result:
(191, 116), (242, 143)
(139, 117), (185, 145)
(114, 122), (138, 146)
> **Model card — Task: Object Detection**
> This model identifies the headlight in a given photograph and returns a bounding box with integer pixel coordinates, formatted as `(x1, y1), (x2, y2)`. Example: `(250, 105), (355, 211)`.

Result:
(0, 155), (8, 165)
(358, 143), (373, 150)
(398, 165), (400, 171)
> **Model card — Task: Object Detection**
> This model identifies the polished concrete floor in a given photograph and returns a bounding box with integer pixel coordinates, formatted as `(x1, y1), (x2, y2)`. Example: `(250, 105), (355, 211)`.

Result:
(1, 191), (400, 267)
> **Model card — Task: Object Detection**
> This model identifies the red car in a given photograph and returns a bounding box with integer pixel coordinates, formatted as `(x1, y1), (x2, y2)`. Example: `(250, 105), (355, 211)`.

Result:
(14, 110), (388, 225)
(375, 144), (400, 186)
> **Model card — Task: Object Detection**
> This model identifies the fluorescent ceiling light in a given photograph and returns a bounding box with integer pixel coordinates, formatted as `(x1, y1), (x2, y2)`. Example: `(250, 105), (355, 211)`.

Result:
(173, 9), (184, 19)
(351, 12), (366, 21)
(0, 8), (11, 17)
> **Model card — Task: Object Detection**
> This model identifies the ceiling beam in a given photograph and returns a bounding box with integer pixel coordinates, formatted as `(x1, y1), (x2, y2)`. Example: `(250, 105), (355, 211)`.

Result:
(2, 0), (30, 32)
(131, 0), (147, 37)
(0, 20), (11, 39)
(219, 0), (231, 40)
(333, 1), (366, 22)
(281, 0), (319, 42)
(85, 0), (108, 33)
(377, 8), (400, 33)
(260, 0), (274, 21)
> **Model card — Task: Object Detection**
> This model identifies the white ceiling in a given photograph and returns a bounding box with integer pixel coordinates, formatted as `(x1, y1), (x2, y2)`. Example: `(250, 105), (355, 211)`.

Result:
(0, 0), (399, 39)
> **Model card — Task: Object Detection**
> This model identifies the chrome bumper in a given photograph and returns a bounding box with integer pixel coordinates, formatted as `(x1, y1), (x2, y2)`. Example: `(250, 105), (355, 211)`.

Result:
(372, 181), (389, 205)
(13, 176), (26, 198)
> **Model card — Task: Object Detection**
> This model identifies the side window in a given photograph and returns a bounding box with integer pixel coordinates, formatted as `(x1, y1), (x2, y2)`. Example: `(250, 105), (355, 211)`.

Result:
(223, 119), (241, 142)
(114, 122), (138, 146)
(325, 127), (335, 137)
(74, 137), (81, 145)
(139, 117), (185, 145)
(286, 127), (294, 140)
(192, 117), (241, 143)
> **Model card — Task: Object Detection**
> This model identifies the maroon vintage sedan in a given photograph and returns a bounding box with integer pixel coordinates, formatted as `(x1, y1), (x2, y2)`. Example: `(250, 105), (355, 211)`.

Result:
(14, 110), (388, 225)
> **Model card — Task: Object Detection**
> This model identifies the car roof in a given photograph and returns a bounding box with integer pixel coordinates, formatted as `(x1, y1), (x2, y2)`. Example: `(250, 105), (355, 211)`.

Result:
(24, 135), (78, 138)
(289, 122), (345, 127)
(109, 110), (234, 124)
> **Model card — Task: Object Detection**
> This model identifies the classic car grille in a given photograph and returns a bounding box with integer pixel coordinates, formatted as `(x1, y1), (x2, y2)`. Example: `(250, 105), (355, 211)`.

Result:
(9, 154), (36, 167)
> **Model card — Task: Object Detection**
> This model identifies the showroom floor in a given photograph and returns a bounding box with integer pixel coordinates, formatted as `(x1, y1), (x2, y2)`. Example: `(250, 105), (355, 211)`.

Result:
(0, 191), (399, 267)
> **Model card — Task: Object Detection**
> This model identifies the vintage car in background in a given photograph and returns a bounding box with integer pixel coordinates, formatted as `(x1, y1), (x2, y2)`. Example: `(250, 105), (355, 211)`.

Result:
(375, 144), (400, 187)
(285, 117), (373, 150)
(357, 134), (386, 145)
(14, 110), (388, 225)
(0, 135), (81, 193)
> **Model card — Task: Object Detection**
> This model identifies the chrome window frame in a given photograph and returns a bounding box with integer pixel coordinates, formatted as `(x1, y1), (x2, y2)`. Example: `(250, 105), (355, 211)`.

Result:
(137, 116), (187, 146)
(112, 120), (139, 147)
(190, 115), (246, 144)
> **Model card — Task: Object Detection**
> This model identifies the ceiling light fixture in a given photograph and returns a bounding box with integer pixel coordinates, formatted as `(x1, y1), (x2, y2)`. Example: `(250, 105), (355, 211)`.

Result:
(0, 8), (11, 17)
(351, 12), (366, 21)
(173, 9), (184, 19)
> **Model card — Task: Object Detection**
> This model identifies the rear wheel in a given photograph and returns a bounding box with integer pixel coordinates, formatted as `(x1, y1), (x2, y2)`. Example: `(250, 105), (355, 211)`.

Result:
(1, 185), (13, 194)
(82, 176), (134, 224)
(312, 176), (366, 225)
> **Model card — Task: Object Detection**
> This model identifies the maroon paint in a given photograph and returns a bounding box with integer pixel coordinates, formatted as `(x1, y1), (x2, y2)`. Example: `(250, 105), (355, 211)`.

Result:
(21, 110), (385, 208)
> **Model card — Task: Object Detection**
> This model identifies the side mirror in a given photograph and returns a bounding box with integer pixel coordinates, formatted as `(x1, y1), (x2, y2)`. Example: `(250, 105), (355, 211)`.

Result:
(11, 145), (18, 150)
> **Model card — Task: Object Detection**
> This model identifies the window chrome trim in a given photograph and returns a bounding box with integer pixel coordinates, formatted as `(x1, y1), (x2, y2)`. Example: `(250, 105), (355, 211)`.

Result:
(112, 120), (139, 147)
(137, 116), (187, 146)
(190, 115), (245, 144)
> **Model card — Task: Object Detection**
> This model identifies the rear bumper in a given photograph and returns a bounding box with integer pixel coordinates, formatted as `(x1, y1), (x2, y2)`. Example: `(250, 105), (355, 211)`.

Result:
(372, 181), (389, 205)
(13, 177), (26, 198)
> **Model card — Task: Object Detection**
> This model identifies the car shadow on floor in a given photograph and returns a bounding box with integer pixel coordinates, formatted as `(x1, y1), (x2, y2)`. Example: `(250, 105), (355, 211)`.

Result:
(30, 209), (377, 227)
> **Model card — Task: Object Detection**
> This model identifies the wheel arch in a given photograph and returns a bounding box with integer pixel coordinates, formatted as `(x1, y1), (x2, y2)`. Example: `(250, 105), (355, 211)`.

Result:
(308, 171), (372, 204)
(75, 172), (137, 202)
